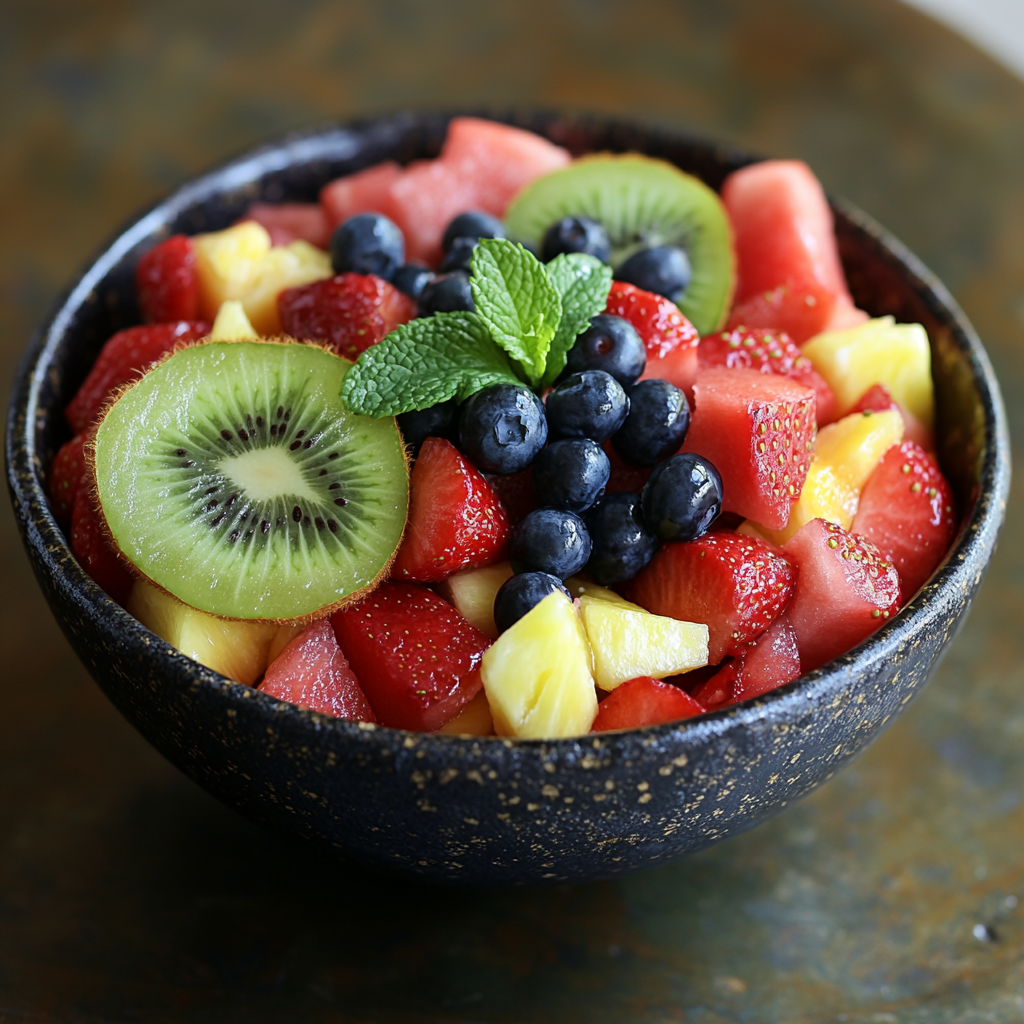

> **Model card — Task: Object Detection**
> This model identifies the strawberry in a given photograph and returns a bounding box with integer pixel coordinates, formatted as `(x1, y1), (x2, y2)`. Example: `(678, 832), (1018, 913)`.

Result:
(852, 441), (956, 600)
(591, 676), (706, 732)
(136, 235), (200, 323)
(783, 518), (901, 672)
(258, 618), (376, 721)
(48, 430), (92, 527)
(850, 383), (934, 450)
(277, 272), (416, 360)
(724, 278), (837, 345)
(483, 467), (538, 526)
(243, 202), (332, 249)
(698, 325), (836, 424)
(623, 530), (797, 664)
(332, 582), (490, 731)
(65, 321), (210, 434)
(391, 438), (510, 583)
(70, 485), (132, 604)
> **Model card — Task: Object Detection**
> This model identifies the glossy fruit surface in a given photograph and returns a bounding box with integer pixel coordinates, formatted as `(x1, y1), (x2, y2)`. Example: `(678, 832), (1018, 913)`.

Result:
(438, 236), (478, 273)
(391, 263), (434, 300)
(541, 216), (611, 263)
(442, 210), (505, 252)
(493, 571), (571, 634)
(419, 272), (475, 314)
(438, 561), (513, 639)
(459, 384), (547, 474)
(564, 314), (646, 388)
(329, 212), (405, 279)
(531, 438), (610, 513)
(591, 676), (706, 732)
(611, 378), (689, 466)
(508, 508), (590, 578)
(48, 430), (91, 527)
(615, 245), (691, 302)
(545, 370), (628, 443)
(584, 491), (659, 585)
(136, 235), (199, 323)
(641, 452), (722, 542)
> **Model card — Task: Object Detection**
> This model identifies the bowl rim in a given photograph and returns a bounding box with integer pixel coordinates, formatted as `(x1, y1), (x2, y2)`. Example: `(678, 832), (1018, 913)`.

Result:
(5, 110), (1012, 758)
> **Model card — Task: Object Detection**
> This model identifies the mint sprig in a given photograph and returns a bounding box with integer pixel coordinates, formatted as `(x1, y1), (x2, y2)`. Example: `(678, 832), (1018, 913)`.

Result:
(541, 253), (613, 387)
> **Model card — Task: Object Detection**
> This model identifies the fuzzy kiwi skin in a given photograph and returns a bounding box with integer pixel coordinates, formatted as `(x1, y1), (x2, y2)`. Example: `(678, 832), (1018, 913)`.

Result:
(87, 335), (411, 625)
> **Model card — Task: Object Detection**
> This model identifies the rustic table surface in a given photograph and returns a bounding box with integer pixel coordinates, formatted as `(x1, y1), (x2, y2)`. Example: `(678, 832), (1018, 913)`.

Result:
(2, 1), (1022, 1021)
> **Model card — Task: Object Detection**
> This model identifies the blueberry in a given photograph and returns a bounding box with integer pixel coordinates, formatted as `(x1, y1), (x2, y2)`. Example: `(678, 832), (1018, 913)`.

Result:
(330, 213), (405, 280)
(585, 492), (660, 585)
(612, 379), (690, 467)
(615, 246), (691, 302)
(439, 236), (478, 274)
(419, 272), (475, 315)
(494, 572), (571, 634)
(459, 384), (548, 474)
(392, 263), (434, 300)
(396, 399), (460, 455)
(564, 314), (646, 388)
(442, 211), (505, 253)
(541, 216), (611, 263)
(532, 438), (610, 513)
(545, 370), (629, 443)
(641, 453), (723, 542)
(509, 508), (591, 578)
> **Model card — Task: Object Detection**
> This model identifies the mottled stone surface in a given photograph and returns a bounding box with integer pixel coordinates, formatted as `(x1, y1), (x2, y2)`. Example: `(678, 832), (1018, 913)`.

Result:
(1, 0), (1023, 1020)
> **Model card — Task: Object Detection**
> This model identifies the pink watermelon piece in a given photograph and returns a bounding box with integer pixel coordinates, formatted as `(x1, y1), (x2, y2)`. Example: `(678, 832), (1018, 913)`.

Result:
(258, 618), (376, 722)
(320, 161), (403, 228)
(243, 202), (332, 249)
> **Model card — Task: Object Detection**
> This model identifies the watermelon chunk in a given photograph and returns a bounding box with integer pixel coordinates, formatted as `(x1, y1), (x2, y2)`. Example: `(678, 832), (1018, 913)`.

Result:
(591, 676), (706, 731)
(320, 161), (403, 228)
(682, 367), (816, 529)
(244, 202), (332, 249)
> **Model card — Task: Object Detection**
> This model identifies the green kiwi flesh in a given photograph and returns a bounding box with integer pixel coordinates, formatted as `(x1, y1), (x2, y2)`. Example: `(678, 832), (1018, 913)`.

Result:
(93, 340), (409, 621)
(504, 154), (735, 335)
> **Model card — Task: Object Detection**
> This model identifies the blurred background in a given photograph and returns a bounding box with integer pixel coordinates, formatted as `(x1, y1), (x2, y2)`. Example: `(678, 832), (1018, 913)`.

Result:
(2, 0), (1023, 1021)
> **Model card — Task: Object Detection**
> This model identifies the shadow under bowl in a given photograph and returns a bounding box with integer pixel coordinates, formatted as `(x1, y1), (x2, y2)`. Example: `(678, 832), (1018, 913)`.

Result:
(5, 112), (1011, 886)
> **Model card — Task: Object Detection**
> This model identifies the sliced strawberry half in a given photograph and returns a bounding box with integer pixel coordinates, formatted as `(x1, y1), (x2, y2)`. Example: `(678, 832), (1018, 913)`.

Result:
(852, 441), (956, 600)
(391, 437), (510, 583)
(624, 530), (797, 664)
(332, 582), (490, 731)
(698, 325), (836, 425)
(65, 321), (211, 434)
(136, 235), (200, 324)
(48, 429), (92, 527)
(592, 676), (706, 732)
(783, 518), (901, 672)
(278, 272), (416, 360)
(258, 618), (376, 722)
(70, 485), (132, 605)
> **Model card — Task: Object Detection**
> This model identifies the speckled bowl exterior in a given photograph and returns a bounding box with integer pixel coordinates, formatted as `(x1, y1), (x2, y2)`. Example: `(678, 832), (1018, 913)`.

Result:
(6, 112), (1011, 885)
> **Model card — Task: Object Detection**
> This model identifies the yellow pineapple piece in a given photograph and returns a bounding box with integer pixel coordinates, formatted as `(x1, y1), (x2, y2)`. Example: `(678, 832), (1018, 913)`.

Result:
(759, 409), (903, 544)
(438, 562), (514, 640)
(802, 316), (934, 427)
(244, 240), (332, 334)
(210, 300), (258, 340)
(127, 579), (279, 685)
(438, 689), (494, 736)
(481, 591), (598, 738)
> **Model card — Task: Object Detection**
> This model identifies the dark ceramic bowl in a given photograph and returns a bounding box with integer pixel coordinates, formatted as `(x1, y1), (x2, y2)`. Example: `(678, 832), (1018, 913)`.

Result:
(6, 112), (1011, 885)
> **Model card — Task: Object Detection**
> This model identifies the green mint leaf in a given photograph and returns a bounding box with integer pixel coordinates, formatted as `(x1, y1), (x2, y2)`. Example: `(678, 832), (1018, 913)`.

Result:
(470, 238), (562, 384)
(339, 312), (522, 417)
(541, 253), (613, 387)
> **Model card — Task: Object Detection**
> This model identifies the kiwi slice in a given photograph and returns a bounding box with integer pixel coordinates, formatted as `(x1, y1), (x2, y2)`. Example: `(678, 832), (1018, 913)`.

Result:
(504, 154), (735, 335)
(93, 339), (408, 622)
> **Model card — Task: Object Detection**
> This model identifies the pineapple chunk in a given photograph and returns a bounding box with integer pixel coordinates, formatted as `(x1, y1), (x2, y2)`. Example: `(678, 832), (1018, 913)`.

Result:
(481, 591), (598, 738)
(127, 579), (278, 685)
(438, 562), (514, 640)
(802, 316), (934, 427)
(244, 240), (332, 334)
(210, 300), (258, 340)
(438, 688), (494, 736)
(759, 409), (904, 544)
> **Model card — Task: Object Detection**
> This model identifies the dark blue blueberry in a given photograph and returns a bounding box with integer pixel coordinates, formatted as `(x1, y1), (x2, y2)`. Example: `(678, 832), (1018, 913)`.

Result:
(612, 379), (690, 467)
(458, 384), (548, 474)
(545, 370), (629, 443)
(493, 572), (571, 634)
(541, 216), (612, 263)
(391, 263), (434, 300)
(396, 399), (460, 455)
(532, 438), (610, 513)
(329, 213), (404, 279)
(585, 492), (660, 585)
(419, 272), (475, 315)
(442, 211), (505, 253)
(439, 236), (478, 274)
(641, 453), (723, 542)
(615, 245), (691, 302)
(564, 314), (646, 388)
(509, 508), (591, 579)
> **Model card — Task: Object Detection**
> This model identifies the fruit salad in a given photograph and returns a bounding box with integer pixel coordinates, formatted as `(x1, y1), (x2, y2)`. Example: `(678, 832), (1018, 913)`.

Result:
(48, 117), (958, 740)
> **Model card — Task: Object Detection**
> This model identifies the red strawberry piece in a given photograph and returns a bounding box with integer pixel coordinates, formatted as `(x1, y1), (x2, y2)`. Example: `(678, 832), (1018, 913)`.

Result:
(624, 530), (797, 664)
(258, 618), (376, 722)
(391, 437), (510, 583)
(70, 485), (132, 604)
(602, 440), (653, 494)
(690, 613), (801, 710)
(332, 582), (490, 731)
(48, 430), (91, 527)
(136, 235), (200, 324)
(852, 441), (956, 600)
(320, 161), (403, 228)
(242, 202), (332, 249)
(850, 384), (934, 451)
(698, 325), (837, 425)
(682, 367), (816, 529)
(278, 272), (416, 360)
(483, 467), (538, 526)
(65, 321), (211, 434)
(783, 518), (901, 672)
(591, 676), (706, 732)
